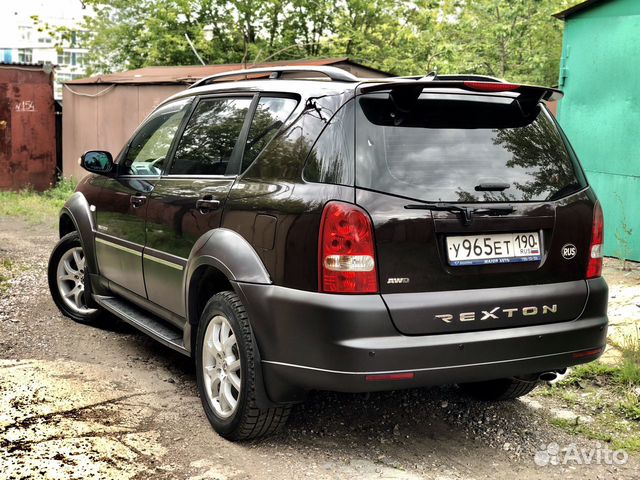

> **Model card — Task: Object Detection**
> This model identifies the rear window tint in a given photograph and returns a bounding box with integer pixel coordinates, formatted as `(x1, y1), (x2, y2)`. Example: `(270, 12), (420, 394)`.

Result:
(355, 93), (586, 203)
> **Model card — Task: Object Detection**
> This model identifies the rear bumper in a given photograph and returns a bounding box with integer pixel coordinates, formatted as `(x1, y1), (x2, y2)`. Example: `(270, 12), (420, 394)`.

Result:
(235, 278), (608, 402)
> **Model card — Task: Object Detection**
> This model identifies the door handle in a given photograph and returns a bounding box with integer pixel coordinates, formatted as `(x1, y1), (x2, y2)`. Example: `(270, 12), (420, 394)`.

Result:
(130, 195), (147, 208)
(196, 197), (221, 213)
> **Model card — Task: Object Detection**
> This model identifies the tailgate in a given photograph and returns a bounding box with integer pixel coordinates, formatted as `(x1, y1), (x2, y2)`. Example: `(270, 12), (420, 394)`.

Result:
(354, 87), (592, 335)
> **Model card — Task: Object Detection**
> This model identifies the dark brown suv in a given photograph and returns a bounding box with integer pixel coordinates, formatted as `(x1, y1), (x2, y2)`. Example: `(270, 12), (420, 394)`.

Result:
(48, 66), (608, 440)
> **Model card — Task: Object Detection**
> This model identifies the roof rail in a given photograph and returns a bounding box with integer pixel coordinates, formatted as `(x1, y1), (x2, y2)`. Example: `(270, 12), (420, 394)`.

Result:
(189, 66), (360, 89)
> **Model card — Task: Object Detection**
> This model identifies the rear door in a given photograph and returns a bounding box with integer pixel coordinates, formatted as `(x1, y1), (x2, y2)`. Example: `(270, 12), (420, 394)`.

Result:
(143, 95), (254, 318)
(354, 89), (592, 334)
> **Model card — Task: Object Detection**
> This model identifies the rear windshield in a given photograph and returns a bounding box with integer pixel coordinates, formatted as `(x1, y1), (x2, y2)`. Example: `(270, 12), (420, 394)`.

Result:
(355, 92), (586, 203)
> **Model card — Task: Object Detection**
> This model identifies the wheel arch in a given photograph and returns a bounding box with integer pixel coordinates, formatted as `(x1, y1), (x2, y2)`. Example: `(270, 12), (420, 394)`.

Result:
(185, 263), (234, 351)
(59, 192), (98, 275)
(59, 212), (76, 238)
(183, 228), (271, 348)
(184, 229), (276, 408)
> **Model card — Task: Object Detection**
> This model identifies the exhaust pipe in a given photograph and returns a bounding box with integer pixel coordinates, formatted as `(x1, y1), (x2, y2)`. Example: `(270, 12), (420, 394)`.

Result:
(538, 371), (558, 382)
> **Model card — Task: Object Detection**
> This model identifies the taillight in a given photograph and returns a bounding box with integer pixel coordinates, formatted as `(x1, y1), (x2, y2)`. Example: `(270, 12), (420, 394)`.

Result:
(587, 202), (604, 279)
(463, 81), (520, 92)
(319, 201), (378, 294)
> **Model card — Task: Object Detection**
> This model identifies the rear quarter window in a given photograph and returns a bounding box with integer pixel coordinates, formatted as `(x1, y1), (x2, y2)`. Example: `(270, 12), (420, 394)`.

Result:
(303, 100), (354, 186)
(355, 93), (586, 203)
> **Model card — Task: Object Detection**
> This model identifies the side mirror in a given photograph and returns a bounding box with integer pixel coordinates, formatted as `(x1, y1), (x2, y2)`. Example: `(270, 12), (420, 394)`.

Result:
(80, 150), (114, 175)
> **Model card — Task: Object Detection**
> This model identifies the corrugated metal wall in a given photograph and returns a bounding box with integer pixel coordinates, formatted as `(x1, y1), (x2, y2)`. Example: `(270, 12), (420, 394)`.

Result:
(558, 0), (640, 261)
(0, 65), (56, 191)
(62, 84), (183, 180)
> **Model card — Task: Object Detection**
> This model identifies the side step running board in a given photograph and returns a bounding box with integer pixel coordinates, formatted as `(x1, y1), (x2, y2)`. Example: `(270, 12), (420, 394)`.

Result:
(94, 295), (189, 356)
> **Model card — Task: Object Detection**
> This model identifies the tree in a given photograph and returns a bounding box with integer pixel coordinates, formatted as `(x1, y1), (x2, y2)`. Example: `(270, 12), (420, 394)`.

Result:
(446, 0), (574, 85)
(52, 0), (574, 86)
(78, 0), (241, 72)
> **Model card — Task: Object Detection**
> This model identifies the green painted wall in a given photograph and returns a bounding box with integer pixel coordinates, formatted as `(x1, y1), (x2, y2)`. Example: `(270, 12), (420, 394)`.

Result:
(558, 0), (640, 261)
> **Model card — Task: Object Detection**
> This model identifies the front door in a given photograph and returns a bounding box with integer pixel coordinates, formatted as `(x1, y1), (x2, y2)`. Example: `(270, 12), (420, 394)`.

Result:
(93, 98), (191, 298)
(143, 96), (254, 316)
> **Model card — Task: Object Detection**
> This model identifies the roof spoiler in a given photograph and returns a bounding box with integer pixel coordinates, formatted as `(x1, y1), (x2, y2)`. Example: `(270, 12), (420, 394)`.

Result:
(359, 80), (563, 115)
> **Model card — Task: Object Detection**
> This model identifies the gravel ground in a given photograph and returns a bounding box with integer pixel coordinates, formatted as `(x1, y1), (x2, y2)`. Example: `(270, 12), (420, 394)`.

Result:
(0, 216), (638, 479)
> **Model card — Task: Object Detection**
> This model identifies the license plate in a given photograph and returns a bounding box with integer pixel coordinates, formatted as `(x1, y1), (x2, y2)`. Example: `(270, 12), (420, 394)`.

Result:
(446, 232), (542, 266)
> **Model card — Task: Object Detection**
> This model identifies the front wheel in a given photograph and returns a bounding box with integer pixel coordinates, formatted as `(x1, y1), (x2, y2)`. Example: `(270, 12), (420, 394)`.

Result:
(458, 375), (540, 401)
(48, 232), (102, 323)
(195, 291), (291, 440)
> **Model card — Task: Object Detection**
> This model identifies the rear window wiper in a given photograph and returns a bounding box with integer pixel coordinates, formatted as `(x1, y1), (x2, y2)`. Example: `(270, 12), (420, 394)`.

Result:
(474, 182), (510, 192)
(405, 203), (514, 226)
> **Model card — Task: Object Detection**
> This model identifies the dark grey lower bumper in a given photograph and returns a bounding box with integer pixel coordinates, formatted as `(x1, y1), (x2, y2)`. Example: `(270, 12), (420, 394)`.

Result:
(234, 278), (608, 402)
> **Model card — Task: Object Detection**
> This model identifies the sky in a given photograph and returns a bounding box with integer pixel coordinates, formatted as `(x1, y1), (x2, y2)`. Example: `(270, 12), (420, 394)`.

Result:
(0, 0), (91, 46)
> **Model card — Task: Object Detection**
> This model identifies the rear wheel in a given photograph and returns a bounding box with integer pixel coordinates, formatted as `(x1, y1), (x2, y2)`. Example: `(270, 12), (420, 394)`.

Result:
(195, 291), (291, 440)
(48, 232), (102, 323)
(459, 375), (539, 401)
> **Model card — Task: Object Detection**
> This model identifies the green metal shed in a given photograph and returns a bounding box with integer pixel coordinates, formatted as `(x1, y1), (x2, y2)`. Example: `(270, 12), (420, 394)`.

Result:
(555, 0), (640, 261)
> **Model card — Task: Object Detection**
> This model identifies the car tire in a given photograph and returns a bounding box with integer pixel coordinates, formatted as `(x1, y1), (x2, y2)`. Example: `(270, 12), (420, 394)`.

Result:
(48, 232), (102, 323)
(195, 291), (291, 440)
(458, 375), (539, 401)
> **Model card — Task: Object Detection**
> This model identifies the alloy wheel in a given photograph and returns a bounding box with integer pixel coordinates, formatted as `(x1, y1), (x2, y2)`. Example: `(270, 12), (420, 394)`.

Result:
(202, 314), (242, 418)
(56, 246), (96, 315)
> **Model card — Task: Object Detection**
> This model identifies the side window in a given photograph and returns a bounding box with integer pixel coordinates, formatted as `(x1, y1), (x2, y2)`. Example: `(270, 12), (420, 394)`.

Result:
(170, 97), (252, 175)
(241, 96), (298, 172)
(303, 100), (354, 186)
(122, 98), (190, 176)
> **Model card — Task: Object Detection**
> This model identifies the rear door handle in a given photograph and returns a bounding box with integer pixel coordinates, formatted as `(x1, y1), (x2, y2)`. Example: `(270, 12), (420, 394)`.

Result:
(196, 197), (221, 213)
(130, 195), (147, 208)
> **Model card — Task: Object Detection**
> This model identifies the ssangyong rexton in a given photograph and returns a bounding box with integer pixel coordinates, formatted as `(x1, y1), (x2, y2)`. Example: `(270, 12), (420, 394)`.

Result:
(48, 67), (608, 440)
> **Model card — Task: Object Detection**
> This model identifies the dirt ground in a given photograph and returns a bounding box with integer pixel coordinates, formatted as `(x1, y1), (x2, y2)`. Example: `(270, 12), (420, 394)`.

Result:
(1, 217), (639, 480)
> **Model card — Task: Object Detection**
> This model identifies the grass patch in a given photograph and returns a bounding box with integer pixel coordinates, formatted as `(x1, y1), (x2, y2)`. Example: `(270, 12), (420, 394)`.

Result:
(618, 393), (640, 422)
(613, 330), (640, 387)
(550, 416), (640, 452)
(0, 257), (33, 296)
(550, 417), (613, 443)
(566, 361), (618, 384)
(0, 178), (77, 225)
(538, 330), (640, 453)
(563, 335), (640, 389)
(0, 258), (16, 293)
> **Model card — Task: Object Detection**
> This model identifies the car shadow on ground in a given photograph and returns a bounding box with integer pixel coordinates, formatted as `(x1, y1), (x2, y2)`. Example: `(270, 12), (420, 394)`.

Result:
(87, 311), (547, 461)
(284, 387), (534, 444)
(89, 312), (196, 372)
(252, 385), (549, 479)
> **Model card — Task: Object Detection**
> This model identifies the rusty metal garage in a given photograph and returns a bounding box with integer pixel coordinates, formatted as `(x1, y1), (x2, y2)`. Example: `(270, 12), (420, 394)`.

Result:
(0, 63), (57, 191)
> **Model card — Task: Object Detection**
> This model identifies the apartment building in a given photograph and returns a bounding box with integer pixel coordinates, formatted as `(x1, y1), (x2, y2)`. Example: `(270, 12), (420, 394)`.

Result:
(0, 0), (90, 99)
